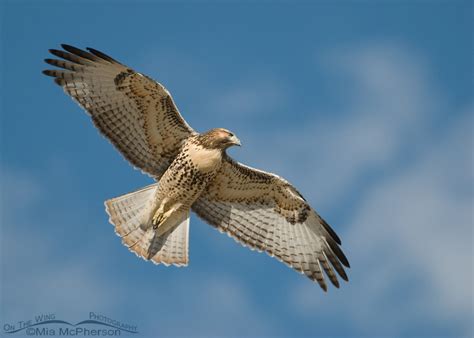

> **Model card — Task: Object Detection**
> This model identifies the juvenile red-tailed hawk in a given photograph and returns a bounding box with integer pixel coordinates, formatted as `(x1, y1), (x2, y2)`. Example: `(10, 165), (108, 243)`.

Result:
(43, 44), (350, 291)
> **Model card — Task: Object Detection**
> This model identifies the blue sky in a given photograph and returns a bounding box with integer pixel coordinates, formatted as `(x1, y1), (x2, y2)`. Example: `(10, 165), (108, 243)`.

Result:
(1, 1), (472, 337)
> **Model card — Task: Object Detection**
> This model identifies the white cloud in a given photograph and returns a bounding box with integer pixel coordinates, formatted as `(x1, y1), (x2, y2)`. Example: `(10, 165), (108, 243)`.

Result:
(0, 169), (119, 322)
(0, 168), (42, 214)
(283, 44), (473, 336)
(133, 47), (291, 134)
(235, 43), (442, 214)
(146, 275), (277, 337)
(339, 111), (473, 335)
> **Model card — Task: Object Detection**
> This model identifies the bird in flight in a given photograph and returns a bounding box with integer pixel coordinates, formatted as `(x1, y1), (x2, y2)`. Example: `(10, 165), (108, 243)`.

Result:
(43, 44), (350, 291)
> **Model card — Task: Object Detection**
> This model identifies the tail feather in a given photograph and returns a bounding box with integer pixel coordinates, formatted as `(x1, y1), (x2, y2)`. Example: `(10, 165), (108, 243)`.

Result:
(145, 215), (189, 265)
(105, 183), (157, 237)
(105, 184), (190, 267)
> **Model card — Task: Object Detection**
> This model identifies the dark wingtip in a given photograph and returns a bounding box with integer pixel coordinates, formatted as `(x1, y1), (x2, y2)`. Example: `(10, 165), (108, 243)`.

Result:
(340, 254), (350, 268)
(42, 69), (55, 77)
(338, 264), (349, 281)
(336, 247), (350, 268)
(54, 78), (64, 86)
(42, 70), (63, 86)
(344, 259), (351, 269)
(326, 235), (350, 268)
(320, 217), (342, 245)
(60, 43), (75, 50)
(60, 44), (96, 61)
(86, 47), (118, 63)
(314, 277), (328, 292)
(48, 49), (63, 58)
(327, 275), (340, 289)
(61, 44), (81, 55)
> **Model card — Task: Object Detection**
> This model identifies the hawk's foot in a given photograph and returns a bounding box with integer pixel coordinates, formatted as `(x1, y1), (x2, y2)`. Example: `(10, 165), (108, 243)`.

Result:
(152, 212), (164, 229)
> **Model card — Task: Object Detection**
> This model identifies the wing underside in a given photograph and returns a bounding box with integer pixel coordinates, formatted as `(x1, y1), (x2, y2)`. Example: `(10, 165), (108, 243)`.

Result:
(193, 155), (350, 290)
(43, 44), (195, 178)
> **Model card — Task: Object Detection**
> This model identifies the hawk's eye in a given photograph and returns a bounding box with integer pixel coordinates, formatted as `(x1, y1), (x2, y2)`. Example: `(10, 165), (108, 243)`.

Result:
(228, 133), (234, 137)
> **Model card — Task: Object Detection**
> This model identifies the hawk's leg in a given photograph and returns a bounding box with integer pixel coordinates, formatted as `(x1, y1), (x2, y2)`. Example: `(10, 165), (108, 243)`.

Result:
(139, 196), (169, 231)
(151, 197), (170, 228)
(152, 201), (181, 229)
(152, 202), (185, 237)
(152, 213), (164, 229)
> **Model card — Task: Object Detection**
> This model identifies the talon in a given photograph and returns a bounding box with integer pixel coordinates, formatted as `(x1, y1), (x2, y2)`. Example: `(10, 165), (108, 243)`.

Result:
(152, 213), (163, 227)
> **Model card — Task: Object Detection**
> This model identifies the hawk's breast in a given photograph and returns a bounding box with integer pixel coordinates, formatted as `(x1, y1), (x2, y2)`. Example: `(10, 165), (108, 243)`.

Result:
(187, 142), (223, 173)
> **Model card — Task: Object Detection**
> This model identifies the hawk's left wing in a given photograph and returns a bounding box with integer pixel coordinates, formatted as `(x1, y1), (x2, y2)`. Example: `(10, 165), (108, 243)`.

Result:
(192, 155), (349, 291)
(43, 44), (196, 179)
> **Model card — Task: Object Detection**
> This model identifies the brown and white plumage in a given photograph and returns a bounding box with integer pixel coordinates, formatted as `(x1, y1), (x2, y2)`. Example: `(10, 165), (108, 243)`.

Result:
(104, 183), (190, 266)
(193, 156), (350, 290)
(44, 44), (195, 178)
(44, 45), (350, 291)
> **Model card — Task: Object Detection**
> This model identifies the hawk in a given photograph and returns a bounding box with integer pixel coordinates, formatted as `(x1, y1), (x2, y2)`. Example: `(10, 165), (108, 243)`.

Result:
(43, 44), (350, 291)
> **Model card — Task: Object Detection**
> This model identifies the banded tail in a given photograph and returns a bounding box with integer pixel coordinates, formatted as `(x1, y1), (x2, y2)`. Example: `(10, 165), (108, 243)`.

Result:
(105, 183), (190, 266)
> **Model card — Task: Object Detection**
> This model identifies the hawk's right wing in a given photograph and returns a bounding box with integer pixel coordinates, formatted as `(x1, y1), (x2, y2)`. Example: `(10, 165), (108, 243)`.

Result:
(192, 155), (349, 291)
(43, 44), (196, 179)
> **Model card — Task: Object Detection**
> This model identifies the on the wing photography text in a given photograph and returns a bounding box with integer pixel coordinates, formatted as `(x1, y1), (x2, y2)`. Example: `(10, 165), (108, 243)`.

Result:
(3, 312), (138, 336)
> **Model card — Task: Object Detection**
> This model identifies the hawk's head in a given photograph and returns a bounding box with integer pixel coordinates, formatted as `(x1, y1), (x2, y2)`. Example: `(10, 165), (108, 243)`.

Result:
(199, 128), (241, 150)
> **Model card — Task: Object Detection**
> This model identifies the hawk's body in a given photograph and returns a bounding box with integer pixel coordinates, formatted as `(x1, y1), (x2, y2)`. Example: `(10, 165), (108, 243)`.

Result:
(143, 135), (225, 236)
(44, 45), (350, 291)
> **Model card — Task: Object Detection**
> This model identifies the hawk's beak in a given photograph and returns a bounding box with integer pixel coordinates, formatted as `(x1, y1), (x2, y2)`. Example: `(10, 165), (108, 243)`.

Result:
(230, 135), (241, 146)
